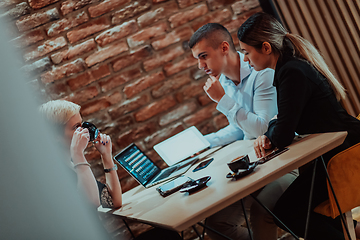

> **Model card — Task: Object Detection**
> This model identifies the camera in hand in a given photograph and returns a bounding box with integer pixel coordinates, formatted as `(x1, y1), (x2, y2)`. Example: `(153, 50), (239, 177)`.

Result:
(81, 122), (99, 142)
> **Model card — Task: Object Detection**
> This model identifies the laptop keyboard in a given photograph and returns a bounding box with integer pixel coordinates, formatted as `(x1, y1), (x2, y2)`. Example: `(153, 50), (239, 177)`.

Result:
(155, 166), (179, 181)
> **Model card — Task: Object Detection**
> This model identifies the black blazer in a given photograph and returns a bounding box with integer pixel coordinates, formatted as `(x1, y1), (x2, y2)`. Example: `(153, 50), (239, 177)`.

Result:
(265, 52), (360, 159)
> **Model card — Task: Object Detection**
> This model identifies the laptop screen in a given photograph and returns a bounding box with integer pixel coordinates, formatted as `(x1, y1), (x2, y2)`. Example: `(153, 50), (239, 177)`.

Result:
(153, 126), (210, 166)
(114, 144), (160, 186)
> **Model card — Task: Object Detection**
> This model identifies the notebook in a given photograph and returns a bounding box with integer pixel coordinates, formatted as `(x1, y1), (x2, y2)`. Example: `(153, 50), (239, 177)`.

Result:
(113, 126), (210, 188)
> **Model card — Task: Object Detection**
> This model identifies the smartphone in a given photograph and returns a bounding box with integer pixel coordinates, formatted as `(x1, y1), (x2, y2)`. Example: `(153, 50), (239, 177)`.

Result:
(258, 148), (289, 164)
(156, 176), (192, 197)
(193, 158), (213, 172)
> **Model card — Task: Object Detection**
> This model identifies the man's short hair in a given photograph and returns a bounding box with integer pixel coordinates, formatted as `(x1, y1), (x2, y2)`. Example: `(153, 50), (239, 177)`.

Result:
(189, 23), (236, 51)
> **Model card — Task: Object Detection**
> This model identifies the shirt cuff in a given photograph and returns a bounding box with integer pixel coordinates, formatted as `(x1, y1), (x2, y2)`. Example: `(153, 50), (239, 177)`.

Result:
(216, 94), (235, 115)
(204, 133), (220, 148)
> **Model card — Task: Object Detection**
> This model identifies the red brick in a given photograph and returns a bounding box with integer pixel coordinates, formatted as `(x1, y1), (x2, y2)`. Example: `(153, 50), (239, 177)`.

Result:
(137, 2), (178, 28)
(28, 0), (60, 9)
(145, 150), (162, 166)
(177, 0), (202, 8)
(169, 4), (208, 28)
(223, 8), (261, 32)
(95, 20), (138, 47)
(108, 94), (150, 119)
(127, 22), (167, 48)
(111, 0), (150, 25)
(112, 46), (151, 72)
(208, 0), (236, 10)
(3, 2), (31, 20)
(67, 64), (111, 91)
(88, 0), (130, 18)
(100, 115), (134, 135)
(159, 101), (197, 126)
(61, 0), (100, 15)
(41, 58), (86, 84)
(120, 176), (139, 193)
(84, 145), (101, 162)
(143, 45), (184, 72)
(85, 41), (128, 67)
(100, 68), (142, 92)
(80, 99), (111, 116)
(16, 8), (60, 32)
(10, 29), (44, 48)
(51, 39), (96, 64)
(144, 122), (184, 147)
(116, 122), (157, 149)
(23, 36), (67, 62)
(232, 0), (259, 15)
(198, 92), (213, 105)
(0, 0), (22, 8)
(83, 113), (111, 131)
(214, 114), (229, 129)
(151, 26), (193, 50)
(151, 72), (191, 98)
(163, 54), (197, 76)
(124, 72), (165, 98)
(135, 96), (177, 122)
(67, 17), (110, 44)
(46, 82), (69, 98)
(152, 0), (167, 3)
(21, 57), (51, 74)
(176, 81), (204, 102)
(64, 86), (99, 104)
(46, 11), (89, 37)
(184, 103), (217, 126)
(199, 122), (217, 135)
(232, 32), (239, 47)
(191, 9), (232, 31)
(107, 91), (123, 105)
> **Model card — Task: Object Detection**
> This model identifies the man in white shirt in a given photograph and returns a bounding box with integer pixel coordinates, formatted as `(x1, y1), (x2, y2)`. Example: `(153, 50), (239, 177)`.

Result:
(189, 23), (297, 240)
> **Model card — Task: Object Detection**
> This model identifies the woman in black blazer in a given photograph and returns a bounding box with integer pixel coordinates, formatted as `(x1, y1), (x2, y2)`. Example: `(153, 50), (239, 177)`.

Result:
(237, 12), (360, 240)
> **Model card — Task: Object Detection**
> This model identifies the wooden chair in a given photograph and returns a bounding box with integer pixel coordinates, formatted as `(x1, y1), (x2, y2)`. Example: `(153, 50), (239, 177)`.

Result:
(314, 141), (360, 240)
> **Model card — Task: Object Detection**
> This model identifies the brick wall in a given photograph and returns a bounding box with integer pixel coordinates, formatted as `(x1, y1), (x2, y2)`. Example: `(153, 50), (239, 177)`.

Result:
(1, 0), (261, 192)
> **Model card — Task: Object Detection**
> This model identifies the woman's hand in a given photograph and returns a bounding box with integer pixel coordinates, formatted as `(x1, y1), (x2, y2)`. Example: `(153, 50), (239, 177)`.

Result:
(70, 127), (90, 162)
(254, 135), (272, 158)
(94, 133), (112, 160)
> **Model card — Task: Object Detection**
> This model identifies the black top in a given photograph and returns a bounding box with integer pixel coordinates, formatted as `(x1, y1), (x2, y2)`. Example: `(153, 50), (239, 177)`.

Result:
(265, 52), (360, 155)
(70, 165), (113, 208)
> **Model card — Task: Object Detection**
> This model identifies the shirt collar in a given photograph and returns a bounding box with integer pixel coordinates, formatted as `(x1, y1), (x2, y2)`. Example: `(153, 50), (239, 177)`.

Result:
(220, 51), (252, 85)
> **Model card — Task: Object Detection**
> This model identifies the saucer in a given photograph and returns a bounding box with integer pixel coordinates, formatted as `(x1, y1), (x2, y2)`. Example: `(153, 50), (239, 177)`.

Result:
(180, 176), (211, 193)
(226, 162), (258, 180)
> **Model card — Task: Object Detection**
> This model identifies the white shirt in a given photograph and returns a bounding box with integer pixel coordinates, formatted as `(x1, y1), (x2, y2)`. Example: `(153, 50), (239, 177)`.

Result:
(205, 52), (277, 147)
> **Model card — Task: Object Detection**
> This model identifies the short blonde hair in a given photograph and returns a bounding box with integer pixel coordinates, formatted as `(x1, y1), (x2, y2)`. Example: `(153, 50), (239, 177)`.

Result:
(39, 100), (81, 125)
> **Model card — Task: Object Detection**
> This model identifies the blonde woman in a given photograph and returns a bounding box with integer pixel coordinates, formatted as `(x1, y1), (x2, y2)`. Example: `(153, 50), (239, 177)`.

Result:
(237, 12), (360, 240)
(40, 100), (182, 239)
(39, 100), (122, 208)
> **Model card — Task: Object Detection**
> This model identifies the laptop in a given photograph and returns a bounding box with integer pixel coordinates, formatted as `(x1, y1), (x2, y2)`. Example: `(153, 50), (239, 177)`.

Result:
(113, 126), (210, 188)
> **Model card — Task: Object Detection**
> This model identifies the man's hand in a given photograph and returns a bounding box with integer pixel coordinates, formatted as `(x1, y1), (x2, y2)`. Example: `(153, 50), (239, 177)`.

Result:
(254, 135), (272, 158)
(203, 75), (225, 103)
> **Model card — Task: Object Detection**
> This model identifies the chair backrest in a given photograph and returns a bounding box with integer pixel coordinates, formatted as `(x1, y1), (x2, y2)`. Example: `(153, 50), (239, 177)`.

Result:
(314, 142), (360, 218)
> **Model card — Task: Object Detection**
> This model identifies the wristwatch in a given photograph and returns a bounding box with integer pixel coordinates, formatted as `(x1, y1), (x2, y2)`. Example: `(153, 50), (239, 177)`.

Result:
(104, 165), (118, 173)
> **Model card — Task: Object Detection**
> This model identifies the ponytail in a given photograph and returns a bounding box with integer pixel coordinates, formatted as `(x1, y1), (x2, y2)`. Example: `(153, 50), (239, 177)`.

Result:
(285, 33), (346, 100)
(238, 12), (346, 100)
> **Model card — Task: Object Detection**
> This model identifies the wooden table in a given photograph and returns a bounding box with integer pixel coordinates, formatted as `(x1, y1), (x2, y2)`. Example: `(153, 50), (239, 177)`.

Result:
(98, 132), (347, 233)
